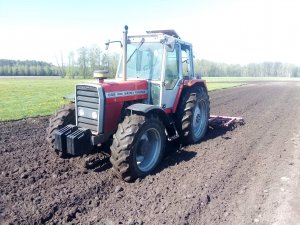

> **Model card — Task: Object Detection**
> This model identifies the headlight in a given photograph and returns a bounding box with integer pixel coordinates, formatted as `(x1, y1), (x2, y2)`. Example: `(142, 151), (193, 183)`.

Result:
(78, 108), (85, 116)
(92, 111), (98, 119)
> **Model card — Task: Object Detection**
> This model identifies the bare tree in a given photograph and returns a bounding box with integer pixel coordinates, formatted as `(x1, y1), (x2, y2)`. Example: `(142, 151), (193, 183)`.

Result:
(55, 51), (66, 77)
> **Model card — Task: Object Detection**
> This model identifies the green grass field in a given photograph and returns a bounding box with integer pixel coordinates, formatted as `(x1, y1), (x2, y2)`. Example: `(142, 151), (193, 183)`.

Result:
(0, 78), (92, 121)
(0, 77), (244, 121)
(203, 76), (300, 82)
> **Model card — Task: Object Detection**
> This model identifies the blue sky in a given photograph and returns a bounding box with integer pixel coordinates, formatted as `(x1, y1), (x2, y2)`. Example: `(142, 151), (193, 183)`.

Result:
(1, 0), (300, 65)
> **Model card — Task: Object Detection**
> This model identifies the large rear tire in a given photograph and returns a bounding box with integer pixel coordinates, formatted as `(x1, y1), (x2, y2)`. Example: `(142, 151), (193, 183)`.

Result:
(177, 86), (210, 145)
(110, 114), (166, 182)
(46, 103), (76, 152)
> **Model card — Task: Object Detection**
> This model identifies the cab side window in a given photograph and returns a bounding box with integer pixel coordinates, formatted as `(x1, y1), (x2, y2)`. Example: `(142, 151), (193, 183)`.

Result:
(181, 49), (189, 77)
(181, 45), (192, 78)
(165, 45), (179, 89)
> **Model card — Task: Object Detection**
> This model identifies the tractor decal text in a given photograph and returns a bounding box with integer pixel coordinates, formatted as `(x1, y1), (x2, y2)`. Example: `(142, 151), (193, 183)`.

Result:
(105, 89), (148, 98)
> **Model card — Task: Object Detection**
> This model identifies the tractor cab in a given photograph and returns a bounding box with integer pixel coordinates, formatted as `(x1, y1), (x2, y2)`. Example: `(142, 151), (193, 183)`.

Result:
(114, 28), (195, 108)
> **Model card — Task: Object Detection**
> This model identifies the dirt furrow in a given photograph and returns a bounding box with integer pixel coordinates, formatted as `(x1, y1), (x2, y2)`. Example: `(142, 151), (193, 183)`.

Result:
(0, 82), (299, 225)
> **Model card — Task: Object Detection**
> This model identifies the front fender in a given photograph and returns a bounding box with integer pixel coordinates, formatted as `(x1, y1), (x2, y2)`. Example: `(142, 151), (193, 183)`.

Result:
(126, 103), (163, 114)
(126, 103), (177, 139)
(126, 103), (170, 127)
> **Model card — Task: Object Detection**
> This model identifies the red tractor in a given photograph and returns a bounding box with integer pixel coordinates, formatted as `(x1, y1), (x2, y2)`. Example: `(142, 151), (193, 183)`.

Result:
(47, 26), (210, 182)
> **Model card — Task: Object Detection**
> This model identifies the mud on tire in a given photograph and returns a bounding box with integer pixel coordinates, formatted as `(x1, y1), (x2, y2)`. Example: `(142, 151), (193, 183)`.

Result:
(110, 114), (166, 182)
(176, 86), (210, 145)
(46, 103), (76, 152)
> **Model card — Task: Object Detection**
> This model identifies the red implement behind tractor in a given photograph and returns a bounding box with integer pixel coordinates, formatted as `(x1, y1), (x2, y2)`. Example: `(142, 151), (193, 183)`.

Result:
(46, 26), (243, 182)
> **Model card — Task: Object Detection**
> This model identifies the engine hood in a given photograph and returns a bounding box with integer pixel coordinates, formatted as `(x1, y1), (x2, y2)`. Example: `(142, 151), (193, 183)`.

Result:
(100, 80), (148, 103)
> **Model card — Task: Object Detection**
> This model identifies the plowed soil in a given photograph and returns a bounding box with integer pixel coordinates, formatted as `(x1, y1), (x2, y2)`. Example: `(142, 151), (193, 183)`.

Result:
(1, 81), (299, 225)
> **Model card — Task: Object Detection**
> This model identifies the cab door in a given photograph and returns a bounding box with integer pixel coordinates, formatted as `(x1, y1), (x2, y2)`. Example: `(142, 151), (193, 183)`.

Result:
(159, 44), (182, 111)
(159, 43), (194, 111)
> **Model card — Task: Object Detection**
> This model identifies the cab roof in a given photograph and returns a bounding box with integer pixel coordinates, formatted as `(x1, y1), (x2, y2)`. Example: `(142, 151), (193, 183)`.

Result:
(128, 29), (192, 47)
(146, 30), (180, 39)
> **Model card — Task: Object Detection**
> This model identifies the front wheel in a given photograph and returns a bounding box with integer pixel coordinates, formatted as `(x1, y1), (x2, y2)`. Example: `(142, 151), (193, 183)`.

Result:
(46, 103), (75, 154)
(110, 114), (166, 182)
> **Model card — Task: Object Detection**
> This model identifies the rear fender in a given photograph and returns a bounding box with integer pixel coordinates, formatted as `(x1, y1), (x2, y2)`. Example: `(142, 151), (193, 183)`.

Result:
(172, 79), (207, 113)
(183, 79), (207, 93)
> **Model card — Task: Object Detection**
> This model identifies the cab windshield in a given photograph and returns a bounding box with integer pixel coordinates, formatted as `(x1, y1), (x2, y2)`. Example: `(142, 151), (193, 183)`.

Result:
(117, 42), (164, 80)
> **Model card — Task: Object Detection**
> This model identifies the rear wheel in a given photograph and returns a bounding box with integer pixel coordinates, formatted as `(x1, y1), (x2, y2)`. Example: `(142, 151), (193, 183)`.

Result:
(46, 103), (75, 154)
(177, 86), (210, 145)
(110, 114), (166, 182)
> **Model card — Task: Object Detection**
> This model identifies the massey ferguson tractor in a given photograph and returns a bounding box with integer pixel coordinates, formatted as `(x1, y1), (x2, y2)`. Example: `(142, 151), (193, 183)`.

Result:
(46, 26), (243, 182)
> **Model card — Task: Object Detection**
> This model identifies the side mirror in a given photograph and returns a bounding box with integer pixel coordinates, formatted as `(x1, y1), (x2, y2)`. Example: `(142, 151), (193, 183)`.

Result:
(104, 39), (123, 50)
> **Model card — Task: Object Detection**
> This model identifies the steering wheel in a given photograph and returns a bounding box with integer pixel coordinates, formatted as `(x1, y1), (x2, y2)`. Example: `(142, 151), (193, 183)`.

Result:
(143, 65), (150, 71)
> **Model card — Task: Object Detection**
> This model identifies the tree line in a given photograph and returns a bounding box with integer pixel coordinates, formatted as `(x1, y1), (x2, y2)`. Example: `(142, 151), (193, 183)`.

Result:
(194, 59), (300, 77)
(57, 48), (300, 78)
(0, 59), (58, 76)
(56, 45), (119, 79)
(1, 49), (299, 78)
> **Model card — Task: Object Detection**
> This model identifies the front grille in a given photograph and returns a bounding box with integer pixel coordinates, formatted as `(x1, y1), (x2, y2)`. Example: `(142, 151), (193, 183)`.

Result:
(76, 85), (99, 133)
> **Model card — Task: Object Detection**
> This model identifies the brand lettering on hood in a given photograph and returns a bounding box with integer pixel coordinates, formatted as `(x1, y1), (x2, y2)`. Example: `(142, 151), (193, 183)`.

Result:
(105, 89), (148, 98)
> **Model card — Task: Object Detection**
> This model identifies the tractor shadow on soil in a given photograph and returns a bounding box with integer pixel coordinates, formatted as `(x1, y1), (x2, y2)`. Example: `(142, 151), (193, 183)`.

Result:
(83, 149), (112, 173)
(154, 125), (239, 175)
(84, 125), (239, 176)
(156, 141), (197, 174)
(202, 125), (237, 141)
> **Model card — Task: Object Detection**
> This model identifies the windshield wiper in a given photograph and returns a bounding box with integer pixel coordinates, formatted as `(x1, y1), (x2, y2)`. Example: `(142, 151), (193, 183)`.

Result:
(127, 38), (145, 63)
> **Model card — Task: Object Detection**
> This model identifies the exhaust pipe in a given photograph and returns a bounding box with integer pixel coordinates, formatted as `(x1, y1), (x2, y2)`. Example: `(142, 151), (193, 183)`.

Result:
(123, 25), (128, 81)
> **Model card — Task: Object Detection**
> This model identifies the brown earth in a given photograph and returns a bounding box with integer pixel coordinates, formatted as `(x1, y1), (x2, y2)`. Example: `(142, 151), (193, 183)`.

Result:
(0, 81), (299, 225)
